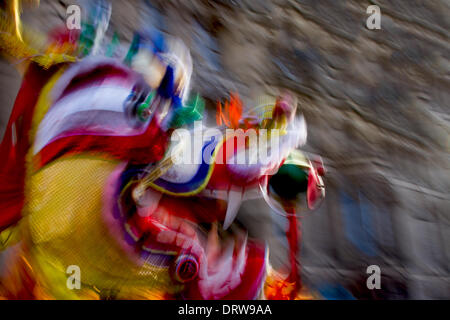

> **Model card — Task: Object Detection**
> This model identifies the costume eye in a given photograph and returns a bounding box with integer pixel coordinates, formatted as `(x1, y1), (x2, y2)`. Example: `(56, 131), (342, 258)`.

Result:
(171, 254), (199, 283)
(124, 82), (154, 127)
(268, 163), (309, 200)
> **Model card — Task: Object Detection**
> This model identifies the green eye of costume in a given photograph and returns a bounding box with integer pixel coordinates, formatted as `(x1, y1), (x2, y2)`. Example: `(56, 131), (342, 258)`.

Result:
(268, 150), (311, 200)
(136, 91), (156, 122)
(269, 164), (308, 200)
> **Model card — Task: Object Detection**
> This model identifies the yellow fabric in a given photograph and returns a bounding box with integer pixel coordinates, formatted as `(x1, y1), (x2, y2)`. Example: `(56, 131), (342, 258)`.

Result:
(0, 66), (180, 299)
(22, 155), (180, 299)
(0, 224), (23, 251)
(284, 150), (310, 169)
(0, 9), (77, 70)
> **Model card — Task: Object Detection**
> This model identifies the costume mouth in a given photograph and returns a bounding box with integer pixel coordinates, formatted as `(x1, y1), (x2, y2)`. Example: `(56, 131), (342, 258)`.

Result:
(102, 162), (253, 299)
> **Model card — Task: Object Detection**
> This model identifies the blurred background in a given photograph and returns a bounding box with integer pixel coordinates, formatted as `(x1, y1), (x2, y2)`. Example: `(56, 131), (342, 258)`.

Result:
(0, 0), (449, 299)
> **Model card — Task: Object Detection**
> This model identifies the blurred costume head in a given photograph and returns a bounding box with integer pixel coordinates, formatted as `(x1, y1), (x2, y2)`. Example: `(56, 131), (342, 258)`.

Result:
(0, 0), (324, 300)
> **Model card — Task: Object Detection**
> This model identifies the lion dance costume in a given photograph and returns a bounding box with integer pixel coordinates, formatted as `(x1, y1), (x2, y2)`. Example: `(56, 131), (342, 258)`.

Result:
(0, 0), (325, 299)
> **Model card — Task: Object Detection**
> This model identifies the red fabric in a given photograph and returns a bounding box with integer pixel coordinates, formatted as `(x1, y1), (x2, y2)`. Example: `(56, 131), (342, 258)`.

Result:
(0, 64), (60, 231)
(207, 135), (263, 190)
(35, 117), (170, 169)
(184, 241), (266, 300)
(286, 208), (301, 297)
(307, 166), (320, 210)
(137, 195), (227, 225)
(48, 26), (80, 51)
(56, 65), (133, 102)
(220, 242), (266, 300)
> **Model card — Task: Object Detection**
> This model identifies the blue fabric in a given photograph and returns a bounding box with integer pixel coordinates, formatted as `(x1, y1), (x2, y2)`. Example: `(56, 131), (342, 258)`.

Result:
(157, 66), (175, 99)
(152, 137), (218, 194)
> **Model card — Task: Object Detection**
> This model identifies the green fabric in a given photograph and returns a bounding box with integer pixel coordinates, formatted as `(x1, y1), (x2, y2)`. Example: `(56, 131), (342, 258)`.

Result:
(105, 33), (120, 57)
(169, 94), (205, 128)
